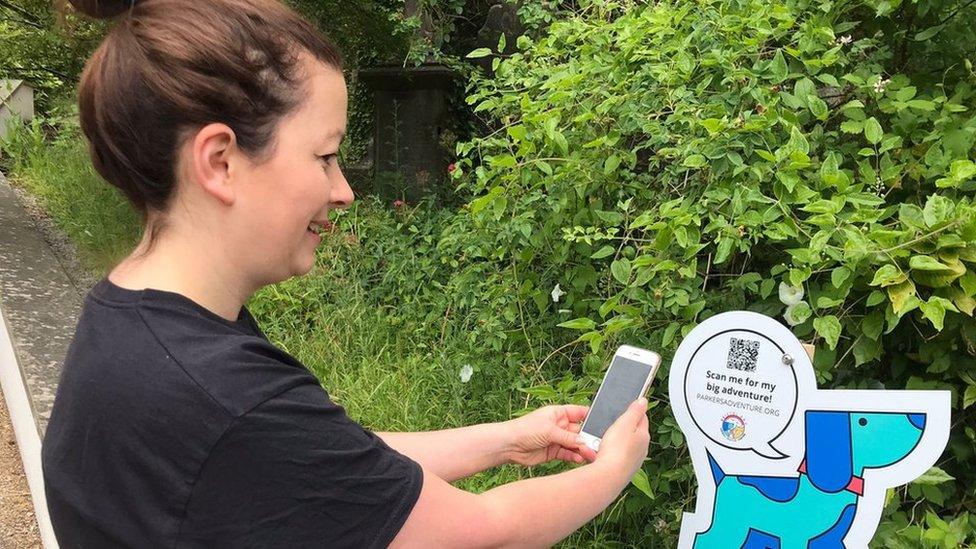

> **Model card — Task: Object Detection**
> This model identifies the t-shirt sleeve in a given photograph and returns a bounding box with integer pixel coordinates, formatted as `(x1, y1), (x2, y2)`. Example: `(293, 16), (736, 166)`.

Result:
(178, 383), (423, 548)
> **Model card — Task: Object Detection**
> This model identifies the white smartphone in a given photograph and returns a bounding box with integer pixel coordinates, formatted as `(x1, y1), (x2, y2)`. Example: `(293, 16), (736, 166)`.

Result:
(579, 345), (661, 452)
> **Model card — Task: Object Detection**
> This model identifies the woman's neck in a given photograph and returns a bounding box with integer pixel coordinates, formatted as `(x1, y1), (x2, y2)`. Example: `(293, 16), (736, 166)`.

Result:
(108, 226), (254, 322)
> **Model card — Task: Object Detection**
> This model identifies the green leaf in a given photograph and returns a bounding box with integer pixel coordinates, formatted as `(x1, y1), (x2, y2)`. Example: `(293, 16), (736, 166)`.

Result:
(683, 154), (707, 168)
(662, 322), (680, 347)
(630, 468), (654, 499)
(906, 99), (935, 111)
(861, 310), (884, 340)
(497, 33), (507, 53)
(960, 271), (976, 297)
(866, 290), (886, 306)
(769, 50), (788, 83)
(701, 118), (724, 134)
(864, 117), (883, 145)
(852, 336), (883, 365)
(551, 131), (569, 157)
(840, 120), (863, 134)
(814, 315), (842, 350)
(466, 47), (493, 59)
(895, 86), (917, 102)
(787, 126), (810, 155)
(869, 264), (906, 287)
(808, 96), (828, 120)
(831, 266), (851, 288)
(604, 154), (621, 175)
(910, 255), (950, 271)
(887, 280), (918, 316)
(914, 466), (955, 485)
(611, 258), (632, 285)
(923, 195), (954, 227)
(964, 385), (976, 409)
(713, 237), (733, 264)
(591, 245), (615, 259)
(914, 25), (944, 41)
(919, 298), (950, 330)
(899, 203), (927, 230)
(558, 317), (596, 331)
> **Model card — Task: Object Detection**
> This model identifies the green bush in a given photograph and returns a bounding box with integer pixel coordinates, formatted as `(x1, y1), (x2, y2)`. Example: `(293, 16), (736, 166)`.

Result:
(446, 0), (976, 544)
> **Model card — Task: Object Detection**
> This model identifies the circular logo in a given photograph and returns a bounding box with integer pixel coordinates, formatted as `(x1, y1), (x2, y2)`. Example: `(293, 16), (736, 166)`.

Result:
(721, 414), (746, 441)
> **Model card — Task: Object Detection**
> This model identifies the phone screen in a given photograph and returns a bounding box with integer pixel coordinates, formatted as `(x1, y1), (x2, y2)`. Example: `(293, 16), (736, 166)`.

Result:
(581, 356), (654, 438)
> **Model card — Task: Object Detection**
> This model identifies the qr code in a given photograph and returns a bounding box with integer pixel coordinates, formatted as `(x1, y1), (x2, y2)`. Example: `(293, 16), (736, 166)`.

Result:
(727, 337), (759, 372)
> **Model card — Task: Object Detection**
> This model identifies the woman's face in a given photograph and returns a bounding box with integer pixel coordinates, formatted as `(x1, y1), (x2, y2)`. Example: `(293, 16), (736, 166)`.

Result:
(231, 60), (353, 285)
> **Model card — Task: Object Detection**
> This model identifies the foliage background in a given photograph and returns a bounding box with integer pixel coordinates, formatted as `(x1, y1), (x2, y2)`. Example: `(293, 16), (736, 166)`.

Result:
(443, 0), (976, 544)
(3, 0), (976, 546)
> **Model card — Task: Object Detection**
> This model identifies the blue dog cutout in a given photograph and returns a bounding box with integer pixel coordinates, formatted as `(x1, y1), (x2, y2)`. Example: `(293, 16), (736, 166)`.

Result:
(669, 312), (951, 549)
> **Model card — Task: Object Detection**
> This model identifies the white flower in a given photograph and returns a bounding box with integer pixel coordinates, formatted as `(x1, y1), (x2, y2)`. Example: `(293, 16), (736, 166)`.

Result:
(783, 302), (808, 327)
(836, 35), (852, 45)
(873, 77), (890, 93)
(459, 364), (474, 383)
(551, 284), (565, 303)
(778, 282), (804, 306)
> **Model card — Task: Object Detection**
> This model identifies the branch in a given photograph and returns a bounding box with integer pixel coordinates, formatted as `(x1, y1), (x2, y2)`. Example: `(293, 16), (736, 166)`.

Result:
(939, 0), (976, 25)
(0, 15), (44, 29)
(0, 0), (44, 26)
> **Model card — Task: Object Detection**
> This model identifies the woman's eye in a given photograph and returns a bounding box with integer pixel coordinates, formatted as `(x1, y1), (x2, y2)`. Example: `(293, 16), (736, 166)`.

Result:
(318, 154), (337, 164)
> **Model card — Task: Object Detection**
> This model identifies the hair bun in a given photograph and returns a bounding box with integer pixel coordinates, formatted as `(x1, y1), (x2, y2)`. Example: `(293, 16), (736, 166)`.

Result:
(69, 0), (142, 18)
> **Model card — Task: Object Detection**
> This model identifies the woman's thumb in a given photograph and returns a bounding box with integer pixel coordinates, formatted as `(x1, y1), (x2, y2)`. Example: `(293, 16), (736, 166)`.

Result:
(604, 398), (648, 439)
(625, 398), (649, 428)
(552, 426), (580, 448)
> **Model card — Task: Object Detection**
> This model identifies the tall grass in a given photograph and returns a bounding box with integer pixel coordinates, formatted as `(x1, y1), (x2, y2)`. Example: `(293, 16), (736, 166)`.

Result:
(1, 118), (141, 271)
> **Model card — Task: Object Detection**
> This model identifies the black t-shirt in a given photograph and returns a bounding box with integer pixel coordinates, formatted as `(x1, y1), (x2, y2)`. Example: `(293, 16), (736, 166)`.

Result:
(41, 278), (423, 548)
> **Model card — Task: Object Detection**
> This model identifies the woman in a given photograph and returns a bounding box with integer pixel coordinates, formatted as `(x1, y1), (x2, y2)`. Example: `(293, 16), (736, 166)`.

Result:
(41, 0), (651, 546)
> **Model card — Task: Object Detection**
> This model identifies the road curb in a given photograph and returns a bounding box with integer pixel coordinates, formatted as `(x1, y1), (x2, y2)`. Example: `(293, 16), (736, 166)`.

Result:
(0, 302), (58, 548)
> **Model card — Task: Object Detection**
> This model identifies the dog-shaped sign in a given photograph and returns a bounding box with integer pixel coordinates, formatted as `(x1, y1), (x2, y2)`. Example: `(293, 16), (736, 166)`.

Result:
(669, 312), (950, 549)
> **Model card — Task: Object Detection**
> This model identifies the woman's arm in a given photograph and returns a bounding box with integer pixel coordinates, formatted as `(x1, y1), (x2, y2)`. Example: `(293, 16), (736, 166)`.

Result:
(377, 405), (590, 482)
(377, 423), (514, 482)
(390, 399), (650, 548)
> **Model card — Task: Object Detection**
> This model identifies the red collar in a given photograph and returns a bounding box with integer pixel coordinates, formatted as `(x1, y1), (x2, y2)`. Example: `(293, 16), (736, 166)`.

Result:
(798, 460), (864, 496)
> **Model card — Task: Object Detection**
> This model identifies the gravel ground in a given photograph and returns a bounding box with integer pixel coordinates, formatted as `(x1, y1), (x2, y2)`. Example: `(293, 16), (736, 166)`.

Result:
(0, 390), (42, 548)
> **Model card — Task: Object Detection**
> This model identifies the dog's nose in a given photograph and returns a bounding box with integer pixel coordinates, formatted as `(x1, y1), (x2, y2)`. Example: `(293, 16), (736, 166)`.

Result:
(908, 414), (926, 430)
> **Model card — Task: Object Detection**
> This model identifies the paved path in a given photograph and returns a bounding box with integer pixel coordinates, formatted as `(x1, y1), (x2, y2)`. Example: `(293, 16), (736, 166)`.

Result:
(0, 175), (84, 435)
(0, 172), (80, 548)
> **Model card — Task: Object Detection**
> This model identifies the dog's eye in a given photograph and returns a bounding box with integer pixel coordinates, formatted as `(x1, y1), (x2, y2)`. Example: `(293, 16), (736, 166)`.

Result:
(858, 417), (868, 426)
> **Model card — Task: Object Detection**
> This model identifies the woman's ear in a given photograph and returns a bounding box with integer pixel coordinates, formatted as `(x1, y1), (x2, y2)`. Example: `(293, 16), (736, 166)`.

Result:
(189, 123), (237, 206)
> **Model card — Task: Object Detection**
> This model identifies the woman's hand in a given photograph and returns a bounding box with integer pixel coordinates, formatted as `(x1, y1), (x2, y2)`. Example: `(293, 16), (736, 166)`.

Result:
(504, 405), (596, 467)
(591, 398), (650, 481)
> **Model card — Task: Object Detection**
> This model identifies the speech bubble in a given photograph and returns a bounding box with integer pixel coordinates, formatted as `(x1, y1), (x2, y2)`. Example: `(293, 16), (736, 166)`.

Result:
(681, 329), (798, 459)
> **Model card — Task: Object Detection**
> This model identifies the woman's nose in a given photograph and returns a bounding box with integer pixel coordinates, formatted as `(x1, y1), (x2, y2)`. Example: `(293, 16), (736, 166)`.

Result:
(330, 166), (355, 209)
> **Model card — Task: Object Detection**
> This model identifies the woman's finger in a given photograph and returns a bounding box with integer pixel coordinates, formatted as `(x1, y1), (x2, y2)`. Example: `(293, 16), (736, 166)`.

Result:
(550, 427), (580, 449)
(554, 447), (584, 464)
(575, 443), (598, 463)
(562, 404), (589, 423)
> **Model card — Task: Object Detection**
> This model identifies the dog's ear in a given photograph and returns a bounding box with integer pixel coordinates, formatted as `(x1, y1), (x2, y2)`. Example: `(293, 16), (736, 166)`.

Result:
(805, 411), (853, 492)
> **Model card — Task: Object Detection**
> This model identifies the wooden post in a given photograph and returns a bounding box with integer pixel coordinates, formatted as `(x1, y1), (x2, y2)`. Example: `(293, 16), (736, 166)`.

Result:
(802, 343), (816, 361)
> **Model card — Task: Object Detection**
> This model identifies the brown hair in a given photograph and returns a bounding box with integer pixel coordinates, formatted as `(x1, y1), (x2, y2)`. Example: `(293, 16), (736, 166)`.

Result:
(68, 0), (343, 219)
